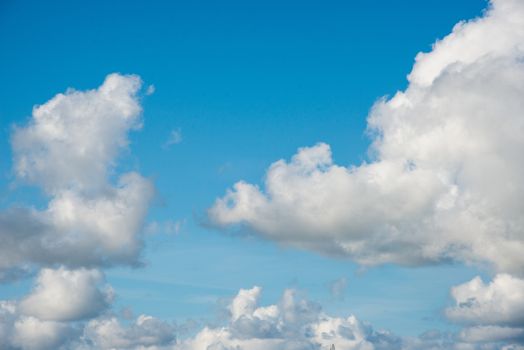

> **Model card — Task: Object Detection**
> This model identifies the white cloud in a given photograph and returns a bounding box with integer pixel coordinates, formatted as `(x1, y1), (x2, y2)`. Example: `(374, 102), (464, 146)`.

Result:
(0, 265), (178, 350)
(0, 73), (154, 278)
(0, 267), (109, 349)
(20, 267), (112, 322)
(44, 173), (154, 264)
(438, 274), (524, 346)
(0, 173), (153, 273)
(0, 308), (177, 350)
(229, 286), (262, 321)
(446, 274), (524, 327)
(209, 0), (524, 273)
(12, 73), (143, 195)
(176, 286), (400, 350)
(408, 0), (524, 87)
(11, 316), (73, 350)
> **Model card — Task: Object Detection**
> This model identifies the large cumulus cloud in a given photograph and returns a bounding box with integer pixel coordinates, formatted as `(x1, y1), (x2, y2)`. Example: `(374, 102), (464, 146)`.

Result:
(209, 0), (524, 273)
(0, 73), (154, 278)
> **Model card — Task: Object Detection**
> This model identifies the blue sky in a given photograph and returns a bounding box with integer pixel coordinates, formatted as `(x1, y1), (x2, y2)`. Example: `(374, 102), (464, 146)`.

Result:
(3, 1), (524, 349)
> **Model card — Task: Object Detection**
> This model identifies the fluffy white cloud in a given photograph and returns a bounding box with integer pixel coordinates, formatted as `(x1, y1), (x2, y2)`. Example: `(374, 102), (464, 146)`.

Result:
(11, 316), (73, 350)
(408, 0), (524, 87)
(438, 274), (524, 347)
(0, 73), (154, 278)
(446, 274), (524, 327)
(0, 264), (177, 350)
(0, 173), (153, 273)
(0, 296), (175, 350)
(0, 267), (112, 349)
(11, 73), (143, 194)
(19, 267), (112, 322)
(176, 286), (400, 350)
(209, 0), (524, 273)
(43, 172), (153, 264)
(0, 72), (171, 348)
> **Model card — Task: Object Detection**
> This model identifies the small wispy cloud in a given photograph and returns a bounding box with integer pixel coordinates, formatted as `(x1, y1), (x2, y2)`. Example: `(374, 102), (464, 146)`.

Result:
(164, 128), (183, 148)
(145, 219), (184, 235)
(329, 276), (348, 300)
(218, 162), (232, 175)
(145, 84), (155, 95)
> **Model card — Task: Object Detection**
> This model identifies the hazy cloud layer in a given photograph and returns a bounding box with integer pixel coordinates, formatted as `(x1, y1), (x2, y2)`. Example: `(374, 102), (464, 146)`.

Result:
(209, 0), (524, 273)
